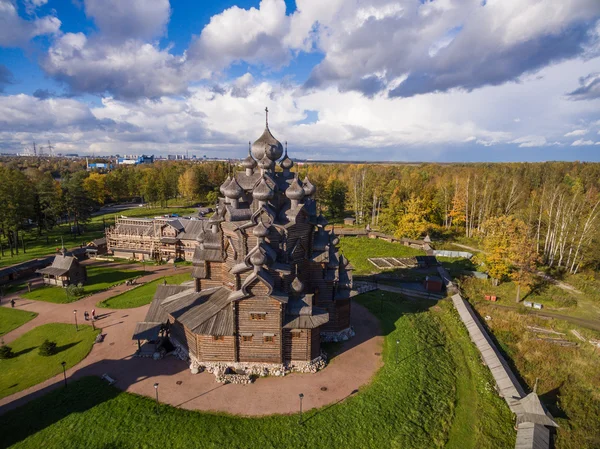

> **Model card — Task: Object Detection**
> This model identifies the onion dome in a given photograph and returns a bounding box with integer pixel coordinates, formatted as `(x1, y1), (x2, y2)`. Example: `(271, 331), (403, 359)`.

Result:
(279, 142), (293, 170)
(285, 174), (305, 201)
(258, 154), (275, 171)
(302, 176), (316, 196)
(253, 176), (274, 201)
(251, 107), (283, 160)
(242, 142), (257, 169)
(291, 276), (304, 294)
(250, 250), (265, 267)
(252, 221), (270, 238)
(331, 235), (340, 246)
(219, 176), (231, 196)
(224, 176), (243, 199)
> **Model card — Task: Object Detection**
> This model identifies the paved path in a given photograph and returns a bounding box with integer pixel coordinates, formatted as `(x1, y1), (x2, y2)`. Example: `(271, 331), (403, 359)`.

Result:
(1, 263), (183, 344)
(0, 261), (383, 417)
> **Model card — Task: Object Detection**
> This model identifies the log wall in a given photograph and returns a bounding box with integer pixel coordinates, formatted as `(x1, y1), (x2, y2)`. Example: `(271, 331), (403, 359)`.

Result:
(236, 296), (282, 363)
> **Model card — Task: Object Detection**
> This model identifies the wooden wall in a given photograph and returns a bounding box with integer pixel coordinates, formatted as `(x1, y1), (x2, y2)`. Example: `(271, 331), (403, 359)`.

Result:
(198, 335), (235, 361)
(311, 328), (321, 359)
(236, 296), (282, 363)
(283, 329), (311, 362)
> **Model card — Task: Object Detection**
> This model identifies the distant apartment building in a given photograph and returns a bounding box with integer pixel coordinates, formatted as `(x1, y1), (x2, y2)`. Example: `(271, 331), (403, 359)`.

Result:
(117, 155), (154, 165)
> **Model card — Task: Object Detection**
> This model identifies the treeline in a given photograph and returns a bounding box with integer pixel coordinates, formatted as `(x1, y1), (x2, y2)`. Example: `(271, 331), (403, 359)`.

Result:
(1, 158), (599, 274)
(303, 162), (600, 274)
(0, 160), (230, 256)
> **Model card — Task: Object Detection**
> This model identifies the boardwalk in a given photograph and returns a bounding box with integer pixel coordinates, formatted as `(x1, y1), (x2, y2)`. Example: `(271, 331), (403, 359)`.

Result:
(451, 294), (525, 412)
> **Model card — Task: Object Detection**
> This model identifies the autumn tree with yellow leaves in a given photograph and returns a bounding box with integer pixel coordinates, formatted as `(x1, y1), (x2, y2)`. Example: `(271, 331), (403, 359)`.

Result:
(481, 215), (539, 301)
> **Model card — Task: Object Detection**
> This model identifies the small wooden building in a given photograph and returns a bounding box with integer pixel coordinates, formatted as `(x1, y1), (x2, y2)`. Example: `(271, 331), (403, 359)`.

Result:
(37, 252), (87, 287)
(424, 275), (443, 293)
(343, 217), (356, 226)
(86, 237), (107, 258)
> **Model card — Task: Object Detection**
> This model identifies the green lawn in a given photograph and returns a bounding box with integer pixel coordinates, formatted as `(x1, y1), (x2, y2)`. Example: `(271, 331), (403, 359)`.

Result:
(460, 277), (587, 314)
(0, 293), (514, 449)
(20, 265), (145, 304)
(0, 205), (198, 269)
(469, 300), (600, 449)
(338, 236), (424, 275)
(0, 323), (99, 400)
(98, 273), (192, 309)
(0, 307), (38, 336)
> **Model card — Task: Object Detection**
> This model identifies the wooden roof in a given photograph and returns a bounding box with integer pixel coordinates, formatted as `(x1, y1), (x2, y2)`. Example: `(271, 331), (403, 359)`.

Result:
(516, 393), (559, 427)
(145, 285), (192, 322)
(36, 253), (77, 276)
(132, 322), (163, 341)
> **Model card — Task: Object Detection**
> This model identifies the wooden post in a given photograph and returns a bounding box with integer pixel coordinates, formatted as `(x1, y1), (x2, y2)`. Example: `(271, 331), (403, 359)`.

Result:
(22, 235), (25, 254)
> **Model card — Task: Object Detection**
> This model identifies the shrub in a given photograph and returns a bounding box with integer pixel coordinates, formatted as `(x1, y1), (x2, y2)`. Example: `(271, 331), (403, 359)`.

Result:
(0, 344), (14, 359)
(38, 339), (58, 357)
(66, 283), (85, 297)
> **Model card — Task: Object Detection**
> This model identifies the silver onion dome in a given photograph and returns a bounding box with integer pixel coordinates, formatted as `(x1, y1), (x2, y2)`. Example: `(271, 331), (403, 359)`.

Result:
(285, 174), (305, 201)
(251, 107), (283, 161)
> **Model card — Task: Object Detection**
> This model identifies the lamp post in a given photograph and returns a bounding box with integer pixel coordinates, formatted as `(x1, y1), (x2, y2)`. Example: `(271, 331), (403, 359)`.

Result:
(395, 339), (400, 364)
(298, 393), (304, 425)
(61, 361), (67, 387)
(73, 309), (78, 331)
(154, 383), (159, 414)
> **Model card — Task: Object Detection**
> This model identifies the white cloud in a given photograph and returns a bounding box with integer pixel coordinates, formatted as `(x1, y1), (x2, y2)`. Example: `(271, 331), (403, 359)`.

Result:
(564, 129), (588, 136)
(299, 0), (600, 97)
(511, 136), (547, 147)
(42, 33), (189, 99)
(0, 0), (60, 48)
(188, 0), (290, 73)
(571, 139), (595, 146)
(84, 0), (171, 40)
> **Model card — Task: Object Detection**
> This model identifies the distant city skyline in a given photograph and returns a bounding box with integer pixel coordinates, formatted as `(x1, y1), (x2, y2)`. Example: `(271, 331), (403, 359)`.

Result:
(1, 0), (600, 161)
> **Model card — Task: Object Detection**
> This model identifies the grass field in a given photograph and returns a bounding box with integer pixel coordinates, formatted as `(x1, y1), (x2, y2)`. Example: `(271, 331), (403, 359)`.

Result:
(0, 293), (515, 449)
(0, 205), (198, 269)
(0, 323), (99, 400)
(458, 276), (600, 321)
(0, 307), (38, 337)
(468, 300), (600, 449)
(338, 236), (424, 275)
(19, 265), (144, 304)
(98, 273), (192, 309)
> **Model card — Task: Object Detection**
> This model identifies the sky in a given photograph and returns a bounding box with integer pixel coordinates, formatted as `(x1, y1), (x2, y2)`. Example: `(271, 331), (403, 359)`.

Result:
(1, 0), (600, 162)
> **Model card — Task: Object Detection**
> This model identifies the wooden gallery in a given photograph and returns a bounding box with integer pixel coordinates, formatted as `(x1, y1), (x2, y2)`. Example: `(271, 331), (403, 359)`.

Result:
(133, 111), (354, 378)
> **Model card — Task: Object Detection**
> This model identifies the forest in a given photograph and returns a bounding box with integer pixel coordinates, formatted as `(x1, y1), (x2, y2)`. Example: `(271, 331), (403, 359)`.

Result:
(1, 157), (599, 279)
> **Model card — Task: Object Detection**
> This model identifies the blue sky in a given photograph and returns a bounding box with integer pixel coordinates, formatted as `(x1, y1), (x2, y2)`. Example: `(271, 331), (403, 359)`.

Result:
(1, 0), (600, 161)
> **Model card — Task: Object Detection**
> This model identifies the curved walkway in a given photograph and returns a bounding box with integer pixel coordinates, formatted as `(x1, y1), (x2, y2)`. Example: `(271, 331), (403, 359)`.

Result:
(0, 264), (383, 416)
(1, 263), (182, 344)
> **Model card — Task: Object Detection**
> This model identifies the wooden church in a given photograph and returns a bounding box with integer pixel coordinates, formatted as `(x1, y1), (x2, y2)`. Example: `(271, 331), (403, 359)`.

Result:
(134, 109), (353, 375)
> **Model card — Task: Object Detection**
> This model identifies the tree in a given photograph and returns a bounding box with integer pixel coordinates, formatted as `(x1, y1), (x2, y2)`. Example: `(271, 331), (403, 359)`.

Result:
(324, 179), (347, 218)
(394, 194), (431, 239)
(0, 167), (34, 256)
(38, 339), (58, 356)
(481, 215), (539, 300)
(83, 172), (107, 205)
(62, 171), (93, 235)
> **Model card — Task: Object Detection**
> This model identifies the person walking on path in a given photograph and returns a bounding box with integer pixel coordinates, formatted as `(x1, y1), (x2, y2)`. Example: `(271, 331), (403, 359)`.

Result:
(91, 309), (96, 320)
(10, 299), (15, 308)
(84, 311), (90, 321)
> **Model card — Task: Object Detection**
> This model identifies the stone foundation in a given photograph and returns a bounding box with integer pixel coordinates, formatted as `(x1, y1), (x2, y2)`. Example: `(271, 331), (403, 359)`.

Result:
(165, 338), (328, 384)
(321, 326), (355, 343)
